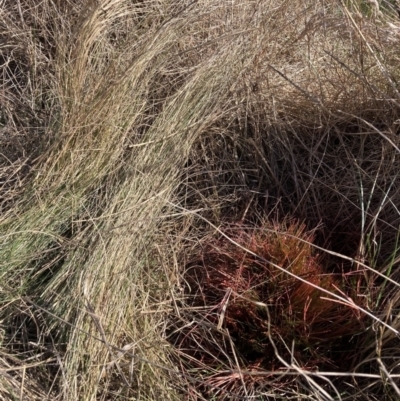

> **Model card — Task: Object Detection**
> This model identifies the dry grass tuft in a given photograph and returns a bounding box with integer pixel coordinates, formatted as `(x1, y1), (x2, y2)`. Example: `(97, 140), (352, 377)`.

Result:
(169, 219), (371, 399)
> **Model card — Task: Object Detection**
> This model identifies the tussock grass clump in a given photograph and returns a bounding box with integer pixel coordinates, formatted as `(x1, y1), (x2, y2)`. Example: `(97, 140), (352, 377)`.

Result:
(208, 221), (366, 348)
(1, 0), (249, 399)
(170, 219), (370, 398)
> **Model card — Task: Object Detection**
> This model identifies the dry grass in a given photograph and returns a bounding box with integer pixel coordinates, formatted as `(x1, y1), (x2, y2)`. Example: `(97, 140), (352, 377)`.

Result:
(1, 0), (400, 400)
(170, 219), (377, 399)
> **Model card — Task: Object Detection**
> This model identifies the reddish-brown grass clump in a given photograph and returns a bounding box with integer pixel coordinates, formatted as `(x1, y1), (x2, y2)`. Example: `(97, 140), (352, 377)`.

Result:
(177, 219), (369, 397)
